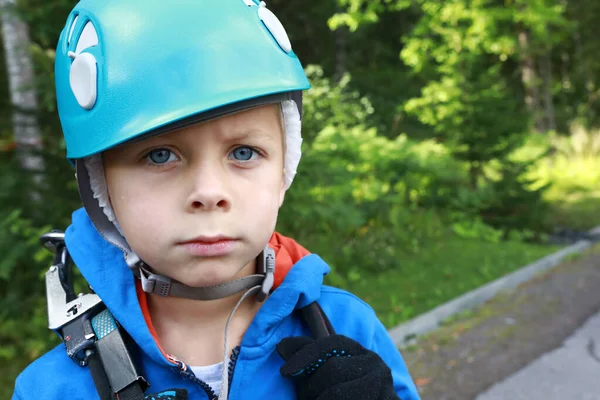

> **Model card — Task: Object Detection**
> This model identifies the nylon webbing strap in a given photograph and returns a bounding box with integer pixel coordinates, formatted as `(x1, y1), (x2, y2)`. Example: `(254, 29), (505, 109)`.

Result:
(86, 344), (147, 400)
(91, 309), (118, 339)
(86, 349), (113, 400)
(90, 310), (148, 400)
(140, 268), (265, 300)
(115, 383), (146, 400)
(300, 302), (336, 339)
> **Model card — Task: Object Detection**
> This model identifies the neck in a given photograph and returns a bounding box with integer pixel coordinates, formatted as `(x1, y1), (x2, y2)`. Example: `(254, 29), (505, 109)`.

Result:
(146, 259), (263, 365)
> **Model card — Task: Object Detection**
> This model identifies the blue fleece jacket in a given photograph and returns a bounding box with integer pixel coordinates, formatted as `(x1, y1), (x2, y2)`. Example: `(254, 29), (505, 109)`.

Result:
(13, 208), (420, 399)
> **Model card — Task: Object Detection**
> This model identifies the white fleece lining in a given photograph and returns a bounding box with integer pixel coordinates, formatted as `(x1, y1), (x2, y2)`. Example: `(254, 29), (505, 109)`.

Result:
(84, 100), (302, 224)
(281, 100), (302, 189)
(84, 152), (118, 224)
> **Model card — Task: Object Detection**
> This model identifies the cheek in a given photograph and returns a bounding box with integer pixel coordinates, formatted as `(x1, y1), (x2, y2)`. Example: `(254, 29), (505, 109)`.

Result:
(239, 173), (283, 225)
(107, 172), (173, 244)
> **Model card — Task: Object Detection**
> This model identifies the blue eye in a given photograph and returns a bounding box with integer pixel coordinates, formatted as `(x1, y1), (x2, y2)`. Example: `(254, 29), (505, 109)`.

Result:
(147, 148), (177, 164)
(231, 146), (257, 161)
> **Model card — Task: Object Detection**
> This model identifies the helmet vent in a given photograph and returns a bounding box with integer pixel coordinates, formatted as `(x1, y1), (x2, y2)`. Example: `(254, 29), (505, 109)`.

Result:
(67, 14), (79, 45)
(74, 21), (99, 55)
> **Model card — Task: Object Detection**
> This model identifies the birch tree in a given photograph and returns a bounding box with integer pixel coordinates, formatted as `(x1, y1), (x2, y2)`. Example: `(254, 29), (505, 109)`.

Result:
(0, 0), (44, 181)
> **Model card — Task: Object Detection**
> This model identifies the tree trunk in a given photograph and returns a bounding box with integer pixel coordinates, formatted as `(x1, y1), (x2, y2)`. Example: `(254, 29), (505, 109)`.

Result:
(540, 46), (557, 132)
(0, 0), (44, 179)
(517, 27), (545, 133)
(572, 29), (598, 122)
(333, 2), (347, 80)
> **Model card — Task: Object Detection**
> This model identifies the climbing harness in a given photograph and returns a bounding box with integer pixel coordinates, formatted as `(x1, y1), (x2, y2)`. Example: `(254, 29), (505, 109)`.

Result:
(40, 231), (334, 400)
(41, 231), (149, 400)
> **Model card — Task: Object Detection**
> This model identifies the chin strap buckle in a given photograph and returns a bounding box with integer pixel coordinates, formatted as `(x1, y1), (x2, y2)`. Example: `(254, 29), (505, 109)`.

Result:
(140, 267), (173, 297)
(137, 245), (275, 302)
(257, 245), (276, 302)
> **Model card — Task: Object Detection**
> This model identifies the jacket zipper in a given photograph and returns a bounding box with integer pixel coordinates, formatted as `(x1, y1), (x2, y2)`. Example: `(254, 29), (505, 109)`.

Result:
(179, 362), (219, 400)
(227, 346), (241, 392)
(176, 346), (241, 400)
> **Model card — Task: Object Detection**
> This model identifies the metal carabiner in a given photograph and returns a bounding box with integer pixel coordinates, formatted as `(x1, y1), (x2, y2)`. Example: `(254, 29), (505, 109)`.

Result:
(40, 230), (103, 365)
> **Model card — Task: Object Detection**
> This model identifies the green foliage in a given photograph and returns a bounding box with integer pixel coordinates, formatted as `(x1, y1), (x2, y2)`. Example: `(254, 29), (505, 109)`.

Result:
(451, 217), (503, 243)
(0, 210), (49, 279)
(301, 65), (375, 143)
(0, 3), (80, 389)
(329, 0), (412, 31)
(553, 122), (600, 158)
(519, 126), (600, 231)
(0, 155), (77, 397)
(481, 159), (551, 233)
(401, 2), (528, 164)
(347, 234), (559, 328)
(0, 155), (67, 398)
(523, 126), (600, 199)
(4, 0), (600, 395)
(279, 74), (455, 279)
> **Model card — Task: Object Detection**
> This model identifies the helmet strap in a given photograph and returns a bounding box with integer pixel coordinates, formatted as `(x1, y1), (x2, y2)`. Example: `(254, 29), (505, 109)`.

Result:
(138, 246), (275, 302)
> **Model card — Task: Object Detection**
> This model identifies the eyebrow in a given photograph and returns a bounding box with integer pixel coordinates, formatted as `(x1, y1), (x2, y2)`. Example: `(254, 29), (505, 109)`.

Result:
(220, 129), (279, 142)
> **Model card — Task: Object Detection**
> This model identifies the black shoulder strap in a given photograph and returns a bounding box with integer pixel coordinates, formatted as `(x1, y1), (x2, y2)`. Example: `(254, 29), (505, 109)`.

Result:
(299, 301), (336, 339)
(87, 349), (146, 400)
(84, 320), (148, 400)
(86, 349), (114, 400)
(40, 231), (148, 400)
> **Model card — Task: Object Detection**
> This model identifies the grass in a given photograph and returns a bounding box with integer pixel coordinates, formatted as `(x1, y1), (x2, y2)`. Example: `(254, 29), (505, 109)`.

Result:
(348, 130), (600, 330)
(546, 189), (600, 231)
(540, 156), (600, 231)
(401, 242), (600, 356)
(335, 235), (560, 329)
(527, 131), (600, 231)
(337, 147), (600, 330)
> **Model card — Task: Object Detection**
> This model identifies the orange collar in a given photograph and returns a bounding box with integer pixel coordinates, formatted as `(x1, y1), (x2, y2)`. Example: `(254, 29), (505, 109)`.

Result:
(268, 231), (310, 289)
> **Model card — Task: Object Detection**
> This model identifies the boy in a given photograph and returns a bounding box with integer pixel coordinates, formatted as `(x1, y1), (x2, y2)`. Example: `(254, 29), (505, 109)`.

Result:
(13, 1), (420, 399)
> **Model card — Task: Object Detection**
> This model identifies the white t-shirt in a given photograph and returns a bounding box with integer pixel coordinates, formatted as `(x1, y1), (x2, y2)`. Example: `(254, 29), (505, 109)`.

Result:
(190, 362), (224, 396)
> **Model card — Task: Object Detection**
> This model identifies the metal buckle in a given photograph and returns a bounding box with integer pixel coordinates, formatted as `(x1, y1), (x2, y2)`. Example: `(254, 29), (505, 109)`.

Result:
(41, 231), (103, 365)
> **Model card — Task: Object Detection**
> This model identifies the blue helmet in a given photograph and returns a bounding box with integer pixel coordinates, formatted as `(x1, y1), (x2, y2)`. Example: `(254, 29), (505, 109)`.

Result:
(55, 0), (310, 159)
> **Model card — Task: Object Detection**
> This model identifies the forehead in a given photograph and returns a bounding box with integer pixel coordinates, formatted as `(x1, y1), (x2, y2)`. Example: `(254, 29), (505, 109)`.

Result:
(153, 103), (283, 144)
(105, 104), (284, 157)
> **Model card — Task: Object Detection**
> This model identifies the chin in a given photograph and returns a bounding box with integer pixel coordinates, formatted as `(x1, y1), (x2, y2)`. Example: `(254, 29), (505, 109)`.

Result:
(179, 266), (239, 288)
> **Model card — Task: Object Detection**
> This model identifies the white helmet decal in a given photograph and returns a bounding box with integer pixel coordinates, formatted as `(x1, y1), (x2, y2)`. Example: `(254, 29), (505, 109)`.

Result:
(243, 0), (292, 54)
(68, 20), (99, 110)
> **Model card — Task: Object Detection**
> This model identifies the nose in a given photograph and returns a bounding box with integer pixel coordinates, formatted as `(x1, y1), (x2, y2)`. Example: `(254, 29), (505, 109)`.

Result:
(184, 162), (232, 213)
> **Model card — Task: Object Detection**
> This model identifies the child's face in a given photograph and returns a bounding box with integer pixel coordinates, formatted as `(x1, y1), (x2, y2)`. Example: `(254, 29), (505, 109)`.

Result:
(103, 104), (286, 287)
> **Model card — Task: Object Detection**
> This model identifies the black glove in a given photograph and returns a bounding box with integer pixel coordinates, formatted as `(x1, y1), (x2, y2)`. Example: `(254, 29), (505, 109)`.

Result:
(276, 334), (401, 400)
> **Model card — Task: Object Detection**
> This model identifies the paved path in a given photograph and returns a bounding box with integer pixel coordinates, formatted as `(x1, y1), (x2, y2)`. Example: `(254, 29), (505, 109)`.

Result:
(401, 245), (600, 400)
(476, 310), (600, 399)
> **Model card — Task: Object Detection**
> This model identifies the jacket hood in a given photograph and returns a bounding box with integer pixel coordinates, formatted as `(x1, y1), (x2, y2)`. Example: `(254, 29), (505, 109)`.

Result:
(64, 207), (330, 367)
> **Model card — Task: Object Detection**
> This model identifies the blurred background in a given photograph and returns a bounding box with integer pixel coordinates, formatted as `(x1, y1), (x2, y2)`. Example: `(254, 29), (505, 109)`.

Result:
(1, 0), (600, 397)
